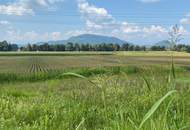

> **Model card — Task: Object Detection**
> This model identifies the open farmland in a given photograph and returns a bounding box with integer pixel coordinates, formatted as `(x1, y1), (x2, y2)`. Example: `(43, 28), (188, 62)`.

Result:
(1, 51), (190, 74)
(0, 52), (190, 130)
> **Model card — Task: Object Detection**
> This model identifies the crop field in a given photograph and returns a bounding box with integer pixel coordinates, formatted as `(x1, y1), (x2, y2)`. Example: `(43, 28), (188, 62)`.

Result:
(0, 51), (190, 130)
(1, 51), (190, 74)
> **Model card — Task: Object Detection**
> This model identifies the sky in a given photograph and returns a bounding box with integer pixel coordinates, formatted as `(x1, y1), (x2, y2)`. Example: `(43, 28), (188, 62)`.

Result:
(0, 0), (190, 44)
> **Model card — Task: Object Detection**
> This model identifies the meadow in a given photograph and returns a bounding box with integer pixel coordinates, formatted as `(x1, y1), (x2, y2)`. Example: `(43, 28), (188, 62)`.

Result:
(0, 51), (190, 130)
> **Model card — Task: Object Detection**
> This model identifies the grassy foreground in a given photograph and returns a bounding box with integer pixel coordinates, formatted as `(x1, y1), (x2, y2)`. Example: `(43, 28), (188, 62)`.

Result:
(0, 65), (190, 130)
(0, 52), (190, 129)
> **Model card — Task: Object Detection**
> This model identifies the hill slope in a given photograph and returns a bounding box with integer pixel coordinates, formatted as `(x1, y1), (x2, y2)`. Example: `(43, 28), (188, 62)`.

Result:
(155, 40), (172, 48)
(67, 34), (126, 44)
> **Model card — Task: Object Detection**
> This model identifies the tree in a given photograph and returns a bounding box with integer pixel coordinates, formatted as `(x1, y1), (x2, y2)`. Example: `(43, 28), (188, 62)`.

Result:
(134, 45), (141, 51)
(74, 43), (80, 51)
(65, 42), (75, 51)
(26, 44), (33, 51)
(168, 24), (183, 49)
(150, 46), (165, 51)
(168, 24), (183, 79)
(128, 44), (134, 51)
(9, 44), (18, 51)
(0, 41), (9, 51)
(121, 43), (130, 51)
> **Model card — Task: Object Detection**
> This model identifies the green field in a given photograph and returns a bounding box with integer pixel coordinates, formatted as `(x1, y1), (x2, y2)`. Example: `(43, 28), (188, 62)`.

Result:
(0, 51), (190, 130)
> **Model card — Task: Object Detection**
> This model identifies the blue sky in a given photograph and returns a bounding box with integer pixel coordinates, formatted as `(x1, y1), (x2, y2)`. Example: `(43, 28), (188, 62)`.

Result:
(0, 0), (190, 44)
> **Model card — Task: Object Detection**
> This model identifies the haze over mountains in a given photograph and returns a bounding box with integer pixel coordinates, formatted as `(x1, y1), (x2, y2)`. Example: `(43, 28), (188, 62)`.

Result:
(36, 34), (175, 48)
(154, 40), (172, 48)
(38, 34), (127, 45)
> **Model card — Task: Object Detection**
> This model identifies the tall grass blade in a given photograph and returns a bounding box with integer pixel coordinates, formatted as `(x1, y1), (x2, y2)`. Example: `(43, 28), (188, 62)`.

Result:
(75, 118), (85, 130)
(128, 117), (138, 129)
(61, 72), (87, 79)
(61, 72), (96, 85)
(138, 90), (177, 129)
(142, 75), (151, 91)
(179, 125), (190, 130)
(171, 56), (176, 79)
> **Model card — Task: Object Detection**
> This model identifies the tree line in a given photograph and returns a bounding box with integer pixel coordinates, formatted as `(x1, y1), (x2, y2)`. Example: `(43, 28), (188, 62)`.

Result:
(1, 40), (190, 52)
(17, 42), (190, 52)
(20, 42), (146, 51)
(0, 41), (18, 51)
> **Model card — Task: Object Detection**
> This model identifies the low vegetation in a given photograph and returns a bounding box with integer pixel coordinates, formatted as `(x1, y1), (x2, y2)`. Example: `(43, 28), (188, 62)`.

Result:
(0, 52), (190, 129)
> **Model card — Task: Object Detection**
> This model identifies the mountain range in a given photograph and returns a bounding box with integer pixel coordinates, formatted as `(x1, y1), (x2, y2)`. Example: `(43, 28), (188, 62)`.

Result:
(38, 34), (127, 45)
(154, 40), (172, 48)
(37, 34), (172, 48)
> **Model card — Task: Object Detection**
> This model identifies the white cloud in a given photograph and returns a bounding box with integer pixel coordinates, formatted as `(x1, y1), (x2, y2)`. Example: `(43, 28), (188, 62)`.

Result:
(178, 26), (189, 35)
(139, 0), (160, 3)
(7, 30), (37, 41)
(168, 25), (189, 36)
(86, 20), (103, 30)
(121, 22), (141, 33)
(6, 30), (64, 43)
(186, 12), (190, 17)
(0, 20), (10, 26)
(77, 0), (172, 42)
(180, 18), (190, 25)
(51, 32), (62, 40)
(0, 4), (34, 16)
(78, 0), (142, 34)
(180, 12), (190, 25)
(143, 25), (167, 33)
(0, 0), (64, 16)
(2, 0), (187, 44)
(78, 0), (115, 30)
(0, 20), (12, 31)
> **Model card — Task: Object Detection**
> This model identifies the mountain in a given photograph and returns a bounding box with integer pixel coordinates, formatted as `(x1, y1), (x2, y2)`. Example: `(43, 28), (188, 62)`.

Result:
(37, 40), (66, 45)
(36, 34), (128, 45)
(67, 34), (126, 44)
(154, 40), (172, 48)
(46, 40), (66, 44)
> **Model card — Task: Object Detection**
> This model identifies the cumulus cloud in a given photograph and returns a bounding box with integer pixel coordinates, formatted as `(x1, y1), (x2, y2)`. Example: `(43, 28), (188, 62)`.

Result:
(78, 0), (142, 33)
(0, 4), (34, 16)
(121, 22), (141, 33)
(0, 20), (10, 26)
(143, 25), (167, 33)
(0, 20), (12, 32)
(51, 32), (62, 40)
(77, 0), (170, 41)
(180, 18), (190, 25)
(78, 0), (115, 30)
(178, 26), (188, 34)
(2, 0), (188, 43)
(180, 12), (190, 25)
(0, 0), (64, 16)
(6, 30), (64, 43)
(185, 12), (190, 17)
(77, 0), (190, 43)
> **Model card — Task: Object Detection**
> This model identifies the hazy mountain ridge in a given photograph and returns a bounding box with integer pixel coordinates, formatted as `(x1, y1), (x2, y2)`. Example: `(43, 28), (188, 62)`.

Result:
(37, 34), (127, 45)
(154, 40), (172, 48)
(67, 34), (126, 44)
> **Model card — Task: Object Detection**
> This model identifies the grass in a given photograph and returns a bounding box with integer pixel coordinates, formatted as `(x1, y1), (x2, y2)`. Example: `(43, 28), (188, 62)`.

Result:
(116, 51), (190, 57)
(0, 65), (189, 129)
(0, 52), (189, 129)
(0, 51), (113, 56)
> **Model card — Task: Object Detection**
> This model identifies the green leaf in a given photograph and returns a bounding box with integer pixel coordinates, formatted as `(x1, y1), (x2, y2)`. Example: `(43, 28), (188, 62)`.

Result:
(142, 75), (151, 91)
(138, 90), (177, 129)
(76, 118), (85, 130)
(61, 72), (87, 79)
(61, 72), (96, 85)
